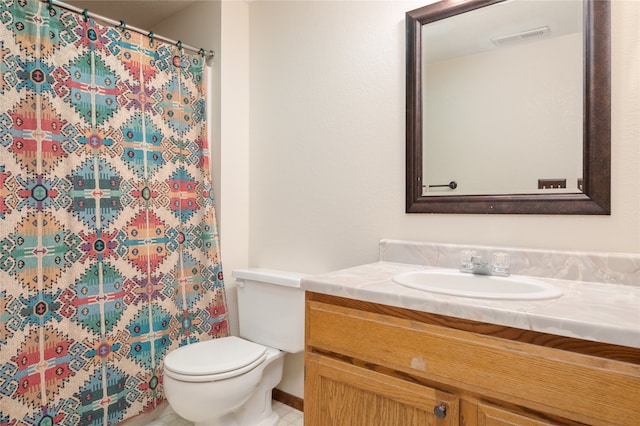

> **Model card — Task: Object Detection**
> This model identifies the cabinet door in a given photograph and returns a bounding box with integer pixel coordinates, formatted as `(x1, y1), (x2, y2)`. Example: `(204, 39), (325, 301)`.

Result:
(305, 353), (459, 426)
(478, 403), (556, 426)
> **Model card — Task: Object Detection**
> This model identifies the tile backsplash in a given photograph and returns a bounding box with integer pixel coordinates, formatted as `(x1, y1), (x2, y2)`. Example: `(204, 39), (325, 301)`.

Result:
(379, 240), (640, 287)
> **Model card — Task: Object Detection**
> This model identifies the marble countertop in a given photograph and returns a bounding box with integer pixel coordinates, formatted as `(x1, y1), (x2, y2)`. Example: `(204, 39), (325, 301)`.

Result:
(301, 261), (640, 349)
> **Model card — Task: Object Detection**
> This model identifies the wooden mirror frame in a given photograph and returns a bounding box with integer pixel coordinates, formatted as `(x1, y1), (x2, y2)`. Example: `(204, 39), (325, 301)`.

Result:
(406, 0), (610, 214)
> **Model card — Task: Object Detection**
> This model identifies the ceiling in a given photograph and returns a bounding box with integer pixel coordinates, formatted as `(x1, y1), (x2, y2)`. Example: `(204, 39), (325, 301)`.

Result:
(66, 1), (196, 30)
(423, 0), (582, 63)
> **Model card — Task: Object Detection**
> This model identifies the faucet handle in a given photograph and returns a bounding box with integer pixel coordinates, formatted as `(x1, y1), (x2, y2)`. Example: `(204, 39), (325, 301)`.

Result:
(460, 250), (477, 267)
(491, 252), (510, 275)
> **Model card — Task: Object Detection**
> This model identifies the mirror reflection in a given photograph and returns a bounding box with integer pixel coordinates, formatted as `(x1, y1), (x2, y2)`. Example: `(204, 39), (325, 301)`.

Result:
(422, 0), (583, 196)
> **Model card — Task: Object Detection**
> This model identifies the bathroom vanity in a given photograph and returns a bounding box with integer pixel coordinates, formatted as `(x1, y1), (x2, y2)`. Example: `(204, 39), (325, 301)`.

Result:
(302, 241), (640, 426)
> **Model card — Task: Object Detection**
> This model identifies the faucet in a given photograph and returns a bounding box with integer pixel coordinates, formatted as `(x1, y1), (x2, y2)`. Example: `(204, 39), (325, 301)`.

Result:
(460, 251), (510, 277)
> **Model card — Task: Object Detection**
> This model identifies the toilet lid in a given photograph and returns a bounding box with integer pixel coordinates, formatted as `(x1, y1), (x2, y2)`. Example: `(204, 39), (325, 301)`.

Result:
(164, 336), (267, 376)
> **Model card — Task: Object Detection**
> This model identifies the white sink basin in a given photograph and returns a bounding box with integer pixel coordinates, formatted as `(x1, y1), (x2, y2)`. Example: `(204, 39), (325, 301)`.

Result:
(392, 269), (562, 300)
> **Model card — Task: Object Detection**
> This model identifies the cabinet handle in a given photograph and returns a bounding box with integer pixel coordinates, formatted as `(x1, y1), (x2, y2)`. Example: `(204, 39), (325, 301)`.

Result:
(433, 404), (447, 419)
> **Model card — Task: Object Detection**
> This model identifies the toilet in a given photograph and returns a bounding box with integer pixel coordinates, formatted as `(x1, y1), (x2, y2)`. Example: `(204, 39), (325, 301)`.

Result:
(163, 269), (306, 426)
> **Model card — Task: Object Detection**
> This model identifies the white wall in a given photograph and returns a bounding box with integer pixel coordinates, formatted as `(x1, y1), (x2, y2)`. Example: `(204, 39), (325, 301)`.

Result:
(249, 0), (638, 398)
(157, 0), (639, 400)
(249, 0), (639, 278)
(155, 1), (251, 336)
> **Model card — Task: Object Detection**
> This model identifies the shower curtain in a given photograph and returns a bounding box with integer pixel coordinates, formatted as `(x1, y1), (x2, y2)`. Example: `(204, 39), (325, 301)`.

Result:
(0, 1), (229, 424)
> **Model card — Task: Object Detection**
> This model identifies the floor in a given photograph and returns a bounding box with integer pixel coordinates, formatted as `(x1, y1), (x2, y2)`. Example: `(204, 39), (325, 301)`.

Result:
(122, 400), (303, 426)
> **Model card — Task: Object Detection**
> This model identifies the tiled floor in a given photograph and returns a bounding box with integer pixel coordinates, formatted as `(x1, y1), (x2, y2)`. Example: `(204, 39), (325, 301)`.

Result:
(272, 401), (305, 426)
(122, 400), (303, 426)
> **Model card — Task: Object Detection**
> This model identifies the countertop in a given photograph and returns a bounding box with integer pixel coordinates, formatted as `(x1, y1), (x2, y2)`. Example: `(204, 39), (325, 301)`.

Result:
(301, 261), (640, 349)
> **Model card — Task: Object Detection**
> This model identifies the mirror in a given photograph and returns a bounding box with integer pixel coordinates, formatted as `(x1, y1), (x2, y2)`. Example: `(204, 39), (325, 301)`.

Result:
(406, 0), (610, 214)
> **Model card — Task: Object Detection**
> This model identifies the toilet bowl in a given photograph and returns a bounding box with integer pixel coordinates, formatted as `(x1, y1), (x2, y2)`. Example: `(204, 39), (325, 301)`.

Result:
(163, 269), (306, 426)
(164, 337), (284, 426)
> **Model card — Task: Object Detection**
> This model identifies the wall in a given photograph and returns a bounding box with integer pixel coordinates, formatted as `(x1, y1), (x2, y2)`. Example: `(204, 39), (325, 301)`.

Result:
(155, 1), (251, 336)
(157, 0), (639, 400)
(249, 0), (639, 280)
(249, 0), (638, 398)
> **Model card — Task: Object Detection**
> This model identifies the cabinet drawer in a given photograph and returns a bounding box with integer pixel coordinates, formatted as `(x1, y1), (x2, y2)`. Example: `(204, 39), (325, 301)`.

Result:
(306, 298), (640, 425)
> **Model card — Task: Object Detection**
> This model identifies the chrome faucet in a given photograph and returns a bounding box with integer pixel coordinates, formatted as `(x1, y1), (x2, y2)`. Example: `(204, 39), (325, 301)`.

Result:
(460, 251), (510, 277)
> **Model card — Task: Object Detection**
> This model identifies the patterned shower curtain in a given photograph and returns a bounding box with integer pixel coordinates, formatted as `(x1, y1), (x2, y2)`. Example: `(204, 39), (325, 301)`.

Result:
(0, 1), (229, 424)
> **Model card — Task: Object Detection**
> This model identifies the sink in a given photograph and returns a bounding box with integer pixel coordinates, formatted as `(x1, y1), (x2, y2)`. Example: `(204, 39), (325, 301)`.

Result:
(392, 269), (562, 300)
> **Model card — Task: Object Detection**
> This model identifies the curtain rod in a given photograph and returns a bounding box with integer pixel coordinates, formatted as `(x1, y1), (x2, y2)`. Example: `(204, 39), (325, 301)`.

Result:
(41, 0), (215, 59)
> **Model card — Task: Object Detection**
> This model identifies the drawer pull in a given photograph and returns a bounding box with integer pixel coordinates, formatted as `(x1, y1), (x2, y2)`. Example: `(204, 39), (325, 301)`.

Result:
(433, 404), (447, 419)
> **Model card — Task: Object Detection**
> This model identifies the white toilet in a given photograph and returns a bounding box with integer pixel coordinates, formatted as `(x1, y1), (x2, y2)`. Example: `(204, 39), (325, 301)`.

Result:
(163, 269), (306, 426)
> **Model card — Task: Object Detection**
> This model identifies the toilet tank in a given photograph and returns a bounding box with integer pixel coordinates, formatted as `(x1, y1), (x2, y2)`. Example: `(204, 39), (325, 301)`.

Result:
(232, 269), (306, 353)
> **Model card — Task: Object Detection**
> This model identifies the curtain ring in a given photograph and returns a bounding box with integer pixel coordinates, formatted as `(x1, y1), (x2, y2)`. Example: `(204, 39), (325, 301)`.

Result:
(199, 48), (205, 57)
(82, 8), (89, 22)
(148, 31), (154, 43)
(119, 20), (126, 31)
(177, 40), (183, 51)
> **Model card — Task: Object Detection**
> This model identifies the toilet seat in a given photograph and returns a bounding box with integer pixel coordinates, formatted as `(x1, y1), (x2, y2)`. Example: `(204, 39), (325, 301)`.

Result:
(164, 336), (267, 382)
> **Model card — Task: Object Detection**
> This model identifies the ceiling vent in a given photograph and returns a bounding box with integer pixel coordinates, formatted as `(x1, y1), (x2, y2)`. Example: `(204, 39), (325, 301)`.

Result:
(491, 26), (550, 46)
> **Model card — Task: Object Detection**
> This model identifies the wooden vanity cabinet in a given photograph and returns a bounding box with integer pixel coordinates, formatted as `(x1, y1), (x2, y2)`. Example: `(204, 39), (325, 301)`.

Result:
(304, 292), (640, 426)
